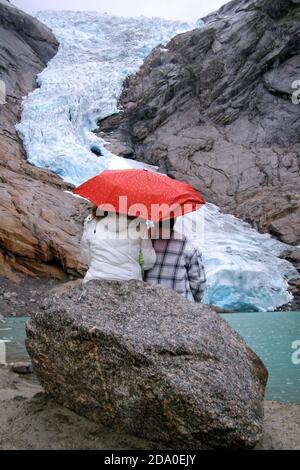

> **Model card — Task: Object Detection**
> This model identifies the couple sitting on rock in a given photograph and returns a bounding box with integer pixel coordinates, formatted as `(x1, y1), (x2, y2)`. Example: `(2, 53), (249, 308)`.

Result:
(81, 208), (206, 303)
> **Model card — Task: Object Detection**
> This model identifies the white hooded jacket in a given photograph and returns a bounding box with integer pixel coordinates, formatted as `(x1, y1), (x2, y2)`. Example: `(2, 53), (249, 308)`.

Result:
(80, 213), (156, 283)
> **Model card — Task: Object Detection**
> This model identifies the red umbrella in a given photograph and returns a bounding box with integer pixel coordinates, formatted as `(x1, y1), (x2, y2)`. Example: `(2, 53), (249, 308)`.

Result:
(73, 169), (205, 223)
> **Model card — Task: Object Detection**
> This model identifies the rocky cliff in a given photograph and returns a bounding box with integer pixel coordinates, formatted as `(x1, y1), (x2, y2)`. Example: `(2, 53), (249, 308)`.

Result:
(0, 1), (88, 281)
(99, 0), (300, 246)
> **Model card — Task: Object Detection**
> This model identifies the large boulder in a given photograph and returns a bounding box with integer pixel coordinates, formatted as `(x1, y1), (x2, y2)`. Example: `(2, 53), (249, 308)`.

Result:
(0, 1), (88, 280)
(26, 280), (268, 449)
(99, 0), (300, 245)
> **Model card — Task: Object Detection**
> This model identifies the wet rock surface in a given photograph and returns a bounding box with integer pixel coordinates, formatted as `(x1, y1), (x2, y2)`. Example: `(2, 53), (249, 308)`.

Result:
(0, 1), (89, 281)
(26, 280), (268, 449)
(11, 362), (33, 375)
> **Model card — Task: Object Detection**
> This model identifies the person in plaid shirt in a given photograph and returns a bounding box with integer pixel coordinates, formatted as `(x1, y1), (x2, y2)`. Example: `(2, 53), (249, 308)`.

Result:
(145, 219), (206, 302)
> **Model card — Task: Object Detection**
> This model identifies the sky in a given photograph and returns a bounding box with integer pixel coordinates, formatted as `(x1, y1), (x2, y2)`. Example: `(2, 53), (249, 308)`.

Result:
(12, 0), (229, 22)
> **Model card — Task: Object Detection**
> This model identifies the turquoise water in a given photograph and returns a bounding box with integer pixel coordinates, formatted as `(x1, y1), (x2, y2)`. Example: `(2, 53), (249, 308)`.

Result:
(0, 317), (30, 364)
(0, 314), (299, 404)
(222, 311), (300, 404)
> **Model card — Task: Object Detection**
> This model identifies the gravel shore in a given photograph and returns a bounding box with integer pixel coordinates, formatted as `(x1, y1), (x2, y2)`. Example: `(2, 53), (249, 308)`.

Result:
(0, 367), (299, 450)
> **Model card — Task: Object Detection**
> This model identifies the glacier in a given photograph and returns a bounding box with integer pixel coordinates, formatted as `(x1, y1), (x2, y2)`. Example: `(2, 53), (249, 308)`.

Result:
(17, 11), (298, 312)
(177, 206), (296, 311)
(17, 11), (192, 185)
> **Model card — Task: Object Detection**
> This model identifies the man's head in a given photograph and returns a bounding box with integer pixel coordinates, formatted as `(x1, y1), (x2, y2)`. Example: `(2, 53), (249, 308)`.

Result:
(150, 217), (176, 240)
(159, 218), (176, 232)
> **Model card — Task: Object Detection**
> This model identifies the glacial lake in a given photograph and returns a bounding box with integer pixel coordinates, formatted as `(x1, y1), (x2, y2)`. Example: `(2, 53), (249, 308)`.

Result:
(222, 311), (300, 404)
(0, 313), (299, 404)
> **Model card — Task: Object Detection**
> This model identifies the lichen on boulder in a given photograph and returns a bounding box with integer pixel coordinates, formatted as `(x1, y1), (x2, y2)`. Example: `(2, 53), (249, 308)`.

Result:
(26, 280), (268, 449)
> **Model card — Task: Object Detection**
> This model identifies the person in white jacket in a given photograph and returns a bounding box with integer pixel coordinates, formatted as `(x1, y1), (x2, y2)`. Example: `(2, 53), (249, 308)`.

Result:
(80, 210), (156, 283)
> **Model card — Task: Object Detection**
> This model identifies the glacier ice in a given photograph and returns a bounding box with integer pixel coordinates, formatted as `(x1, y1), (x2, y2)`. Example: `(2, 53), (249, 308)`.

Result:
(177, 205), (296, 312)
(17, 11), (192, 185)
(16, 11), (298, 311)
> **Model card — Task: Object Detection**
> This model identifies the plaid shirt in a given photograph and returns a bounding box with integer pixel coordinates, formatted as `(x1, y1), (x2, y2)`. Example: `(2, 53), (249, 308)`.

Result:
(145, 231), (206, 302)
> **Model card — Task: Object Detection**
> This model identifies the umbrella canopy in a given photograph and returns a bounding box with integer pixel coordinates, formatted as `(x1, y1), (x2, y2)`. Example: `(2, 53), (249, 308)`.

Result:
(73, 169), (205, 223)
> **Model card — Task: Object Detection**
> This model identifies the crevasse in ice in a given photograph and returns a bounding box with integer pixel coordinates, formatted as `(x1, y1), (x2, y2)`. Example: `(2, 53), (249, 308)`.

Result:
(17, 11), (298, 311)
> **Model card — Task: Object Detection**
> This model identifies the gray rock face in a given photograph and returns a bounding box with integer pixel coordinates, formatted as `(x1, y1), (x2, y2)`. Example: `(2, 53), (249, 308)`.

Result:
(0, 1), (58, 135)
(98, 0), (300, 245)
(26, 280), (268, 449)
